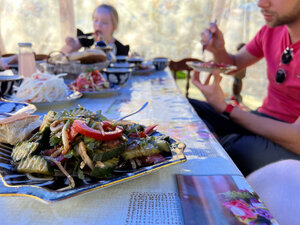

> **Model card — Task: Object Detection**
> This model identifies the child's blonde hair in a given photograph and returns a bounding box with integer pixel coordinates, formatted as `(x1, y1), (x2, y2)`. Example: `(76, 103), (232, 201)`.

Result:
(93, 4), (119, 30)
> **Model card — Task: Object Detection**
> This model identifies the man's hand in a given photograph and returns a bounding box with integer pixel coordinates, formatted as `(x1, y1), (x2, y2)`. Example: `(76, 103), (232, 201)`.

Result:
(192, 70), (227, 113)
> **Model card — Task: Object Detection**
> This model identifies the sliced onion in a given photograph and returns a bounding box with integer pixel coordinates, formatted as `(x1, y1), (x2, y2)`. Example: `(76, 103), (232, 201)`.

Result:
(129, 159), (137, 170)
(44, 156), (75, 189)
(135, 158), (142, 167)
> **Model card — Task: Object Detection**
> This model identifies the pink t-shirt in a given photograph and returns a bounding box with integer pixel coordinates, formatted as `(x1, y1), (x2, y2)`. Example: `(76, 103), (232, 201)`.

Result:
(246, 25), (300, 123)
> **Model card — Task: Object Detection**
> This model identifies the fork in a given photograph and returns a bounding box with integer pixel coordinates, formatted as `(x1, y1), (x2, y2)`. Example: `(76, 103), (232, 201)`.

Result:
(202, 19), (217, 54)
(117, 102), (149, 121)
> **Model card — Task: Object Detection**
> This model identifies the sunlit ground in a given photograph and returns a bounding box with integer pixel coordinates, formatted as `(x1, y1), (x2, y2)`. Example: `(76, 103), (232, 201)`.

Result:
(176, 79), (262, 110)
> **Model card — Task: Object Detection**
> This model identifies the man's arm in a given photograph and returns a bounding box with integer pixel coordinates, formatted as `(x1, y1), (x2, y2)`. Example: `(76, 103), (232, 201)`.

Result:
(213, 46), (260, 71)
(192, 71), (300, 155)
(201, 24), (261, 71)
(230, 106), (300, 155)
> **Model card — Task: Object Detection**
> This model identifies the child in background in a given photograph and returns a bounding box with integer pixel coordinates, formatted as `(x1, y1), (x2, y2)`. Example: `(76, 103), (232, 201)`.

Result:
(61, 4), (129, 56)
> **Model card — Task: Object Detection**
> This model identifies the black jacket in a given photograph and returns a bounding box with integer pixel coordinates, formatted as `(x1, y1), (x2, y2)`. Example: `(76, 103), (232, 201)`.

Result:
(77, 29), (130, 56)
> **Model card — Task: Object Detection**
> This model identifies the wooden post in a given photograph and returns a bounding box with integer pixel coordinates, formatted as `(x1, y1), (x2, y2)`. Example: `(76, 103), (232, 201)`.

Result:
(0, 5), (6, 54)
(212, 0), (227, 23)
(58, 0), (76, 44)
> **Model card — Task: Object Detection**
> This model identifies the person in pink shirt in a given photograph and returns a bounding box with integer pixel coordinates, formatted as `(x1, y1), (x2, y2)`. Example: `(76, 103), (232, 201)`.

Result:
(189, 0), (300, 175)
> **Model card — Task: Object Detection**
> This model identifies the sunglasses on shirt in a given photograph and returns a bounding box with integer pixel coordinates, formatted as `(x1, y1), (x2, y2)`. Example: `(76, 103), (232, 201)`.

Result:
(276, 47), (293, 83)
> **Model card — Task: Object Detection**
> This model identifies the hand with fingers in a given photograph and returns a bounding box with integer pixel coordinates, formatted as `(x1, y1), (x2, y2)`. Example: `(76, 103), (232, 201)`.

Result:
(192, 69), (227, 113)
(61, 37), (81, 54)
(200, 23), (226, 54)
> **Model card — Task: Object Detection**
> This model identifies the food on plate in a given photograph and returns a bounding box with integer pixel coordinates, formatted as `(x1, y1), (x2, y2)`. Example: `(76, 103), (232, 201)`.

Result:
(186, 61), (237, 73)
(198, 61), (234, 69)
(10, 107), (173, 188)
(68, 70), (110, 92)
(137, 64), (150, 70)
(0, 113), (41, 145)
(48, 49), (107, 65)
(9, 72), (69, 103)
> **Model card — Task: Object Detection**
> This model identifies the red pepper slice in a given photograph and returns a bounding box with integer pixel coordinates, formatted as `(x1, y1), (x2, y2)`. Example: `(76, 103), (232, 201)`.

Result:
(129, 124), (157, 138)
(138, 131), (146, 138)
(144, 125), (157, 135)
(101, 121), (116, 131)
(68, 122), (79, 141)
(72, 120), (123, 141)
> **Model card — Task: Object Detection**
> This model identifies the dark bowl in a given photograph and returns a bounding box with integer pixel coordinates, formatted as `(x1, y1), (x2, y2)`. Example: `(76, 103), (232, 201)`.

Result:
(0, 75), (22, 97)
(102, 68), (132, 85)
(115, 55), (128, 63)
(152, 57), (169, 71)
(127, 57), (144, 65)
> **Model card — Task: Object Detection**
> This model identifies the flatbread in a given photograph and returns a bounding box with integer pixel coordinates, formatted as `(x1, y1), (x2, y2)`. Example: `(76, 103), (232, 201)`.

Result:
(68, 49), (107, 64)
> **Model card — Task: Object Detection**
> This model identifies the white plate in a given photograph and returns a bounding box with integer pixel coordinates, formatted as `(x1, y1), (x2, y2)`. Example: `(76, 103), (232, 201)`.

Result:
(4, 91), (82, 109)
(81, 87), (120, 98)
(0, 75), (22, 82)
(31, 91), (82, 108)
(0, 100), (36, 120)
(186, 61), (237, 74)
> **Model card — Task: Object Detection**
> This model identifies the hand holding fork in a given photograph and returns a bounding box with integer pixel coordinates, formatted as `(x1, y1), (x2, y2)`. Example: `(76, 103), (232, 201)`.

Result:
(201, 19), (217, 54)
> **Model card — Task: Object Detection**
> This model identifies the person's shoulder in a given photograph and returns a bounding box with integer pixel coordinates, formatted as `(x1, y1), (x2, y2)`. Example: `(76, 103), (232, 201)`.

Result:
(114, 39), (126, 47)
(114, 39), (130, 56)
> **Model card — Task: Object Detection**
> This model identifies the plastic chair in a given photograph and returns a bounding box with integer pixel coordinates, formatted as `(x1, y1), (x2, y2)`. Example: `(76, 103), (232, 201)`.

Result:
(169, 58), (203, 98)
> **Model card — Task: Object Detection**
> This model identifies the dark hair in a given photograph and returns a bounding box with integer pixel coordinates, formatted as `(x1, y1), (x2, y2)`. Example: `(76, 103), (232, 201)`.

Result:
(93, 4), (119, 30)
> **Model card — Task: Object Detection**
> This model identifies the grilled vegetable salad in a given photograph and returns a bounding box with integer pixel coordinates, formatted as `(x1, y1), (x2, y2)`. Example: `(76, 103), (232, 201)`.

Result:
(68, 70), (110, 92)
(11, 106), (172, 188)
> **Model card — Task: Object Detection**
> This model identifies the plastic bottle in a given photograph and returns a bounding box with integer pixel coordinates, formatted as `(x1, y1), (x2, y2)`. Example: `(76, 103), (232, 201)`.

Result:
(18, 42), (36, 77)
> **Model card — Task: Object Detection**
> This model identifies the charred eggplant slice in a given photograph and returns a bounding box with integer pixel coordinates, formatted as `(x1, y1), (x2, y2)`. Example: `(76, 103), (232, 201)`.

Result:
(90, 157), (119, 178)
(17, 155), (53, 175)
(92, 139), (126, 162)
(11, 141), (40, 162)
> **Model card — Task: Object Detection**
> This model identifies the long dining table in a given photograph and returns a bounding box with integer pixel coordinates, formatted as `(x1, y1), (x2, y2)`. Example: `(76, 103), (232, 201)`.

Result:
(0, 69), (274, 225)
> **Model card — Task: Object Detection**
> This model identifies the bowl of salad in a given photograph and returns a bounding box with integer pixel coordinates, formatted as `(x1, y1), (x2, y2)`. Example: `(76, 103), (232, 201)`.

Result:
(68, 70), (110, 92)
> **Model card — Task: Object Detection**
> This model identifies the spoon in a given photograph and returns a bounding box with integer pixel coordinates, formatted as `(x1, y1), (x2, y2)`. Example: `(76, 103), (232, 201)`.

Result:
(117, 102), (149, 121)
